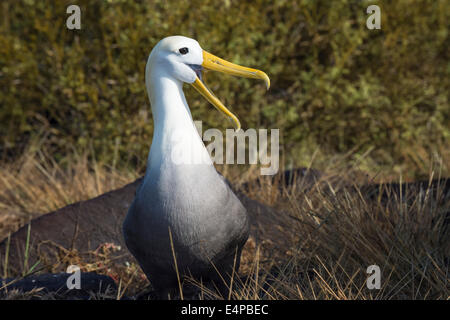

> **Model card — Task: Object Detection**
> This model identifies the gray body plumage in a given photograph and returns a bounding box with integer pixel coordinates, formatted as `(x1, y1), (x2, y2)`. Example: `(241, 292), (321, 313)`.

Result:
(123, 162), (249, 292)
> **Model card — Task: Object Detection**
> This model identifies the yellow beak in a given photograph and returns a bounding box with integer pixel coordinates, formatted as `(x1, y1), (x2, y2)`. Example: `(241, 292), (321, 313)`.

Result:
(191, 50), (270, 131)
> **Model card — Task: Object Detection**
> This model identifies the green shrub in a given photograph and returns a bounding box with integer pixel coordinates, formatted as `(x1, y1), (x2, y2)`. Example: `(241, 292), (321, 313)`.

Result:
(0, 0), (448, 176)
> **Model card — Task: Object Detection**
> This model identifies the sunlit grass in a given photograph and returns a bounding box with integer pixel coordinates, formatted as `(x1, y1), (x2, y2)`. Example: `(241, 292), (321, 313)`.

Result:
(0, 144), (448, 299)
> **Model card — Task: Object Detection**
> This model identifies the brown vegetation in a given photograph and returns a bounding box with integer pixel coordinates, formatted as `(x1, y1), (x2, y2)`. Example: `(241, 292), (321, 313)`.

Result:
(0, 147), (448, 299)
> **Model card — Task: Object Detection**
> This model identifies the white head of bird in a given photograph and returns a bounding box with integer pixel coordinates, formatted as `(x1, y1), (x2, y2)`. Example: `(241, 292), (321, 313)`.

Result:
(145, 36), (270, 130)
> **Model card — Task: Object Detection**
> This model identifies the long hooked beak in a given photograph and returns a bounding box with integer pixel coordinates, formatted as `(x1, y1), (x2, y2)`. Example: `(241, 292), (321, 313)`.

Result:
(190, 50), (270, 131)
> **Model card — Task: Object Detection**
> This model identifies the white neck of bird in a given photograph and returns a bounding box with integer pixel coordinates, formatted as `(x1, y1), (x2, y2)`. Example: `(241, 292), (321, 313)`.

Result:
(145, 65), (213, 171)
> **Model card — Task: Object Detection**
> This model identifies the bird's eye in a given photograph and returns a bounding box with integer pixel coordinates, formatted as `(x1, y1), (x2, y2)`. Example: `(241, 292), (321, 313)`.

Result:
(179, 47), (189, 55)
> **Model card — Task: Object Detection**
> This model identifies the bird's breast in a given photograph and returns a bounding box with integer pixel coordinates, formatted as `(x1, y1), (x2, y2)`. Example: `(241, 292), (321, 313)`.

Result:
(128, 162), (248, 262)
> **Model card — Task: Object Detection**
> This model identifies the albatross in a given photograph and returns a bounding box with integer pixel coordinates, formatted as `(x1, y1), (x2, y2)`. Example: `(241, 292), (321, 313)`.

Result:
(122, 35), (270, 298)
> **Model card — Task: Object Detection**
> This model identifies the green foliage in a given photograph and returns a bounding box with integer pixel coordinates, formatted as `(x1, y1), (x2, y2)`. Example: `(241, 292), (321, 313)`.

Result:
(0, 0), (449, 175)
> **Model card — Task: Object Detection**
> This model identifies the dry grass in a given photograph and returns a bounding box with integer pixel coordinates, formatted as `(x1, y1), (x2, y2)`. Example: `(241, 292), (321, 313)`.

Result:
(0, 143), (140, 241)
(0, 145), (448, 300)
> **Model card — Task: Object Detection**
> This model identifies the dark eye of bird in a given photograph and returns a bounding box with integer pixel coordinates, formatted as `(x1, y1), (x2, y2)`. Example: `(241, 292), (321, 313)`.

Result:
(179, 47), (189, 55)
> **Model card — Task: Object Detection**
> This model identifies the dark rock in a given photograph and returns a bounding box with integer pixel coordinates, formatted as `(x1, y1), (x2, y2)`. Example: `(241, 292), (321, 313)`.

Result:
(0, 178), (142, 275)
(0, 173), (297, 277)
(1, 272), (117, 299)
